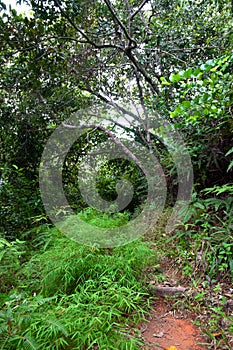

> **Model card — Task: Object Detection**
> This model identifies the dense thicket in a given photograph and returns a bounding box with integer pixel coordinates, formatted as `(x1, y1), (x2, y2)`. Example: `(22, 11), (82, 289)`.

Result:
(1, 0), (232, 238)
(0, 1), (232, 349)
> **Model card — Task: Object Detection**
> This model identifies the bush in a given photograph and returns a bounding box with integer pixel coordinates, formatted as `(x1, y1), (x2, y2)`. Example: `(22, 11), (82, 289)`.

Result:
(0, 237), (26, 294)
(171, 184), (233, 281)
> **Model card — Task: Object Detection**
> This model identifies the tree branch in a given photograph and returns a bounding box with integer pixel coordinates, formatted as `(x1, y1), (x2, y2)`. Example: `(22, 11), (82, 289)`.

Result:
(128, 0), (150, 21)
(62, 122), (149, 175)
(125, 49), (160, 95)
(104, 0), (137, 49)
(36, 90), (58, 122)
(53, 0), (160, 95)
(81, 86), (139, 120)
(150, 285), (187, 296)
(53, 0), (123, 50)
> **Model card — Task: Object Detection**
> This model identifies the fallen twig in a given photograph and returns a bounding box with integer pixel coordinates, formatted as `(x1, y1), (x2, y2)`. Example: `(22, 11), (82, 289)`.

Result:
(150, 286), (187, 296)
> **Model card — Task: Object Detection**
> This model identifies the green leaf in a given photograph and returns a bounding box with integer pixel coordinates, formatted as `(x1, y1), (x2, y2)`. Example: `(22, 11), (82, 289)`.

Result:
(182, 68), (192, 79)
(229, 259), (233, 278)
(169, 73), (181, 83)
(22, 334), (39, 350)
(225, 147), (233, 157)
(194, 202), (205, 210)
(188, 115), (199, 122)
(193, 68), (201, 77)
(45, 318), (69, 336)
(170, 106), (182, 117)
(160, 77), (170, 85)
(181, 100), (191, 109)
(227, 161), (233, 172)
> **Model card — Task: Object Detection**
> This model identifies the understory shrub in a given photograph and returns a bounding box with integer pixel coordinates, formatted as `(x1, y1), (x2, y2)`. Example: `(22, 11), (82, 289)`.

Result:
(171, 184), (233, 281)
(0, 214), (156, 350)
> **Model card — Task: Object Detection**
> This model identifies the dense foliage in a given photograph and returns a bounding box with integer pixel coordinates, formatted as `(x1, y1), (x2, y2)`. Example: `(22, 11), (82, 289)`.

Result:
(0, 0), (232, 348)
(1, 0), (232, 237)
(0, 222), (155, 349)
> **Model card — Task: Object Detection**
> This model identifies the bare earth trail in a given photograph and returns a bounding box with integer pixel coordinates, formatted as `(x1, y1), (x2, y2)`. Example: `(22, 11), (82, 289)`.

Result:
(141, 297), (207, 350)
(139, 257), (208, 350)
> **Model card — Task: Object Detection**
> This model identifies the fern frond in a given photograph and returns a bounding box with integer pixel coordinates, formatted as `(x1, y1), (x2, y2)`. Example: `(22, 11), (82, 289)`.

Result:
(22, 334), (39, 350)
(0, 333), (9, 350)
(45, 318), (69, 337)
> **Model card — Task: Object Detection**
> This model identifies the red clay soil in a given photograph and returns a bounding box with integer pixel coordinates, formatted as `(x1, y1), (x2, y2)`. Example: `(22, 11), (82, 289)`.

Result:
(141, 298), (207, 350)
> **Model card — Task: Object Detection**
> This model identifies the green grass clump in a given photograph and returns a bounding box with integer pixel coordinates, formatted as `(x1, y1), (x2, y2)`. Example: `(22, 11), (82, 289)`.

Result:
(58, 207), (140, 247)
(0, 217), (156, 349)
(77, 207), (131, 228)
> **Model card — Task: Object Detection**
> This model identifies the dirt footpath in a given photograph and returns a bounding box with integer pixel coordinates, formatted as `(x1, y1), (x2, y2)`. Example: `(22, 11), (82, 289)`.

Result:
(142, 297), (207, 350)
